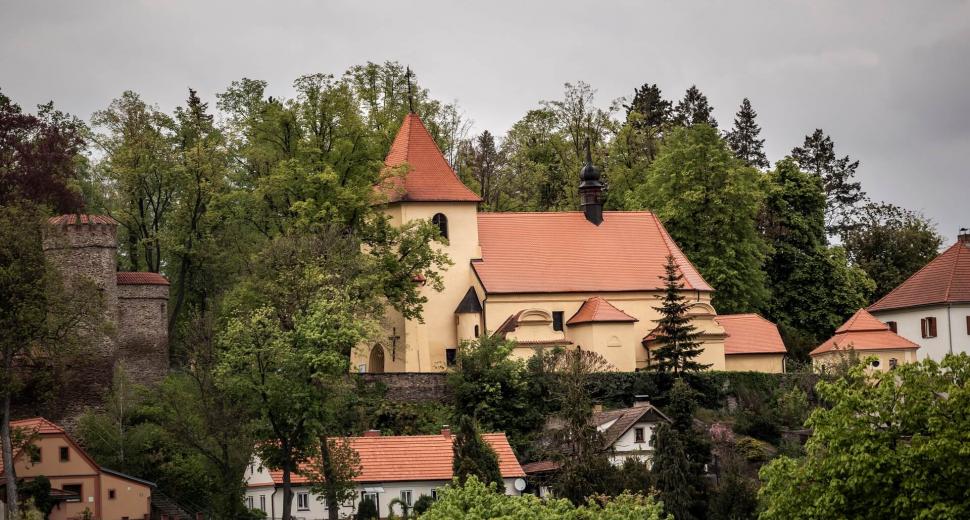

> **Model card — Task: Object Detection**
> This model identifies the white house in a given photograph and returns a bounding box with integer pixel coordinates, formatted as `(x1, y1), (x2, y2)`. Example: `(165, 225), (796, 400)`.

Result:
(244, 428), (525, 519)
(869, 231), (970, 361)
(593, 398), (672, 466)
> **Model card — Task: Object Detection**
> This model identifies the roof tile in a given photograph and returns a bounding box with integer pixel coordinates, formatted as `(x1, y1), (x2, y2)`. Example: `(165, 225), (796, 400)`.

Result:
(116, 272), (170, 286)
(869, 240), (970, 311)
(566, 297), (638, 325)
(714, 314), (787, 355)
(811, 308), (919, 355)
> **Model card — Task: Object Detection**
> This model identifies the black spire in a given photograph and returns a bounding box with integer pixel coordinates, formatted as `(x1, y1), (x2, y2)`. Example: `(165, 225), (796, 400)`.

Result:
(405, 66), (415, 113)
(579, 138), (604, 225)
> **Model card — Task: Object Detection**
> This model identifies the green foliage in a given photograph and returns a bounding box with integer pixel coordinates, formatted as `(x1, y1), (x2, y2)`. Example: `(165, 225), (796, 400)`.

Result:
(629, 124), (768, 313)
(843, 202), (943, 299)
(452, 415), (504, 491)
(18, 476), (56, 519)
(724, 98), (768, 169)
(759, 354), (970, 519)
(650, 256), (710, 374)
(370, 401), (451, 436)
(774, 385), (810, 429)
(420, 476), (671, 520)
(673, 85), (718, 128)
(356, 496), (378, 520)
(650, 423), (697, 520)
(707, 459), (758, 520)
(791, 129), (864, 233)
(412, 494), (434, 515)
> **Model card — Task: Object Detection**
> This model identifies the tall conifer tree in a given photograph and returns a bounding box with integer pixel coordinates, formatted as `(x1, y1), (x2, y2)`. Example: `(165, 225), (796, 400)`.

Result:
(724, 98), (769, 169)
(452, 414), (504, 491)
(791, 129), (864, 233)
(673, 85), (717, 128)
(650, 256), (710, 374)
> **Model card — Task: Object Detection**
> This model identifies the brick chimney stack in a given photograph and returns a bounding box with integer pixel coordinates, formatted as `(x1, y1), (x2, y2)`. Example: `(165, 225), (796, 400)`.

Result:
(959, 228), (969, 246)
(441, 426), (451, 438)
(363, 430), (381, 437)
(633, 395), (651, 408)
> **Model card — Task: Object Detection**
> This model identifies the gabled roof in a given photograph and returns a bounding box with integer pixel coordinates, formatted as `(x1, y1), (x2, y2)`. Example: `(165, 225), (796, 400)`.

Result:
(869, 240), (970, 312)
(454, 287), (483, 314)
(10, 417), (64, 435)
(378, 113), (481, 203)
(714, 313), (787, 355)
(593, 403), (671, 448)
(474, 211), (713, 294)
(261, 432), (524, 485)
(811, 308), (919, 356)
(566, 297), (637, 325)
(116, 272), (170, 286)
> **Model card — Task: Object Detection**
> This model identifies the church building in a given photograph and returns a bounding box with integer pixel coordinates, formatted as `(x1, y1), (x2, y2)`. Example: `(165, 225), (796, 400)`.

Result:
(352, 112), (786, 373)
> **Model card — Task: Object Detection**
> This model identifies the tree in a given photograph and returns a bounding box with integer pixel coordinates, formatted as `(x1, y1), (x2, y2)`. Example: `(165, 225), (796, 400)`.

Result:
(606, 83), (672, 209)
(306, 437), (361, 520)
(649, 257), (710, 374)
(548, 349), (615, 504)
(356, 495), (378, 520)
(843, 202), (943, 299)
(455, 130), (508, 211)
(452, 414), (504, 491)
(791, 129), (864, 233)
(18, 475), (57, 519)
(759, 354), (970, 519)
(650, 423), (695, 520)
(1, 204), (106, 517)
(0, 90), (86, 212)
(420, 475), (671, 520)
(628, 125), (768, 313)
(724, 98), (768, 169)
(760, 159), (874, 356)
(673, 85), (717, 128)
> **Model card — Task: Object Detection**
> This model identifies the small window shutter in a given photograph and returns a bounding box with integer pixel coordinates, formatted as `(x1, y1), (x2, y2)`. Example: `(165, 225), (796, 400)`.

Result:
(929, 317), (938, 337)
(921, 318), (927, 338)
(887, 321), (897, 333)
(966, 315), (970, 335)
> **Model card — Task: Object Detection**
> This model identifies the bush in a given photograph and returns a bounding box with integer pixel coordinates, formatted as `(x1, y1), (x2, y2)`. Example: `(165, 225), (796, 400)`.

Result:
(356, 496), (378, 520)
(413, 494), (434, 515)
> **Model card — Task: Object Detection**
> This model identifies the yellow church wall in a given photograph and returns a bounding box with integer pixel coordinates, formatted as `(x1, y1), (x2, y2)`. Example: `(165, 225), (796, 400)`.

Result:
(567, 322), (639, 371)
(725, 353), (785, 373)
(812, 348), (918, 373)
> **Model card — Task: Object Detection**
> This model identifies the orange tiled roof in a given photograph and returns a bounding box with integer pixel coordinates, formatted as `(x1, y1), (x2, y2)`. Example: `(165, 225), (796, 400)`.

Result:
(48, 214), (118, 226)
(116, 272), (170, 286)
(811, 308), (919, 355)
(869, 240), (970, 312)
(714, 313), (787, 355)
(10, 417), (64, 435)
(567, 297), (637, 325)
(474, 212), (713, 294)
(264, 432), (524, 485)
(378, 113), (481, 203)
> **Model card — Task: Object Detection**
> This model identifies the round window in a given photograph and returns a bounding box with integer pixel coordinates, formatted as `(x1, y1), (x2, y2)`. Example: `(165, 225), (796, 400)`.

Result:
(870, 359), (881, 368)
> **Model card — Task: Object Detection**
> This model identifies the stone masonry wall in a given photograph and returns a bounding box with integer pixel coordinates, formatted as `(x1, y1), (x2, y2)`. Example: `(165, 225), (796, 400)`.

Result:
(361, 373), (450, 403)
(117, 283), (169, 386)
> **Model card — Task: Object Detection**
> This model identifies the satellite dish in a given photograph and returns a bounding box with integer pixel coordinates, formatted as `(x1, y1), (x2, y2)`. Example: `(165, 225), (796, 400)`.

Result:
(514, 478), (527, 492)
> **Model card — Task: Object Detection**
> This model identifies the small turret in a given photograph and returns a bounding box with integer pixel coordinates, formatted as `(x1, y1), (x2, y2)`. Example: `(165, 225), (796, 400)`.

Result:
(579, 139), (604, 225)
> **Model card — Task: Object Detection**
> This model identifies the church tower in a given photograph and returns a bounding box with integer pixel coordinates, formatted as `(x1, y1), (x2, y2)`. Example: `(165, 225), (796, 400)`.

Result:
(579, 140), (604, 225)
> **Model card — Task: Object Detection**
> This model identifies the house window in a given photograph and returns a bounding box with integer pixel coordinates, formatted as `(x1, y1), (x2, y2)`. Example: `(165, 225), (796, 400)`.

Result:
(431, 488), (439, 501)
(870, 359), (881, 368)
(634, 427), (645, 444)
(474, 325), (480, 338)
(432, 213), (448, 241)
(552, 311), (564, 332)
(401, 490), (413, 507)
(30, 447), (41, 464)
(921, 317), (938, 338)
(62, 484), (82, 502)
(246, 496), (253, 510)
(297, 492), (310, 511)
(109, 489), (116, 500)
(446, 348), (457, 367)
(259, 495), (266, 512)
(886, 320), (897, 333)
(361, 491), (379, 511)
(59, 446), (70, 462)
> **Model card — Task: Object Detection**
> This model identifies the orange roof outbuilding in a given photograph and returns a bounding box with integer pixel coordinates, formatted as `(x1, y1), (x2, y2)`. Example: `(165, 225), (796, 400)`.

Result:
(869, 238), (970, 312)
(378, 113), (481, 203)
(567, 297), (638, 325)
(260, 431), (524, 485)
(714, 313), (787, 355)
(811, 308), (919, 356)
(116, 272), (170, 286)
(474, 211), (713, 294)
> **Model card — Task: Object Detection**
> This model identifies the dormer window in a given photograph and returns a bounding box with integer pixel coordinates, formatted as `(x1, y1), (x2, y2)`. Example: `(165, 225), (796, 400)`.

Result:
(432, 213), (448, 241)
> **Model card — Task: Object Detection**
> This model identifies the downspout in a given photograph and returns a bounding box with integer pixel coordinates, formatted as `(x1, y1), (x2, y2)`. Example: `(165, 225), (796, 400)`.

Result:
(947, 304), (954, 355)
(271, 485), (278, 520)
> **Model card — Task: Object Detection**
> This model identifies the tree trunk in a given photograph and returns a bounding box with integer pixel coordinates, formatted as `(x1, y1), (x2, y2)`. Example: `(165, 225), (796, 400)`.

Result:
(320, 437), (339, 520)
(281, 463), (293, 520)
(3, 391), (18, 520)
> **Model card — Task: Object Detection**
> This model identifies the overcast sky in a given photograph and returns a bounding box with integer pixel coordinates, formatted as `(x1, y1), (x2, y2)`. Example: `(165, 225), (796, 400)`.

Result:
(2, 0), (968, 240)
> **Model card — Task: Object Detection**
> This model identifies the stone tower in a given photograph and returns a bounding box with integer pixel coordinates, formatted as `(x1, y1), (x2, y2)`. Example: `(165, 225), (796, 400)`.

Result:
(40, 215), (169, 421)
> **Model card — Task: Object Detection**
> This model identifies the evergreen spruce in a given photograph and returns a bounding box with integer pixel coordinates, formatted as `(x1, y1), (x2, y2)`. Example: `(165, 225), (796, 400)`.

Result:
(452, 414), (504, 491)
(724, 98), (769, 169)
(650, 256), (710, 374)
(624, 83), (673, 132)
(791, 129), (864, 233)
(651, 423), (697, 520)
(673, 85), (717, 128)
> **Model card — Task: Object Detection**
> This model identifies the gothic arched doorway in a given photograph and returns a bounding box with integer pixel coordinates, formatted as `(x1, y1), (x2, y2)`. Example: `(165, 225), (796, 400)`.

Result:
(369, 344), (385, 373)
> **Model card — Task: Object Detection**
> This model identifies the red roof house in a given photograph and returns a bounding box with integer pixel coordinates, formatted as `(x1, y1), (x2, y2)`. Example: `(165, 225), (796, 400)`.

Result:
(811, 308), (919, 357)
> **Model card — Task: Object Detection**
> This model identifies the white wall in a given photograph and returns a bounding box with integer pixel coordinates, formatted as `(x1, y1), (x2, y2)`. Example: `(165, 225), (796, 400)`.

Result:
(872, 304), (970, 361)
(597, 419), (659, 466)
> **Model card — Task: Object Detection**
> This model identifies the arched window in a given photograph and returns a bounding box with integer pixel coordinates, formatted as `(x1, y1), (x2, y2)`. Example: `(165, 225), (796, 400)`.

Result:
(432, 213), (448, 240)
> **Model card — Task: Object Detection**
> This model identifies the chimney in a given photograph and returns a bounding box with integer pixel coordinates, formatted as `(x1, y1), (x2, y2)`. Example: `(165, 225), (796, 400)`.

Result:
(592, 404), (604, 414)
(959, 228), (970, 246)
(441, 426), (451, 438)
(633, 395), (651, 408)
(579, 139), (604, 225)
(363, 429), (381, 437)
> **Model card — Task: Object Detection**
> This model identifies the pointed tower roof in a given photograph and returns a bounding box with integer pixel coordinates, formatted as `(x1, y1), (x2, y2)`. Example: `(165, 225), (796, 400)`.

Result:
(869, 237), (970, 312)
(379, 113), (481, 203)
(811, 308), (919, 356)
(566, 296), (638, 325)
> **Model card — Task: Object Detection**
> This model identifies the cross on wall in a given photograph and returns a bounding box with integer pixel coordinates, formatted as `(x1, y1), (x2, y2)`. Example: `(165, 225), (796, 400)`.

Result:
(389, 327), (401, 361)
